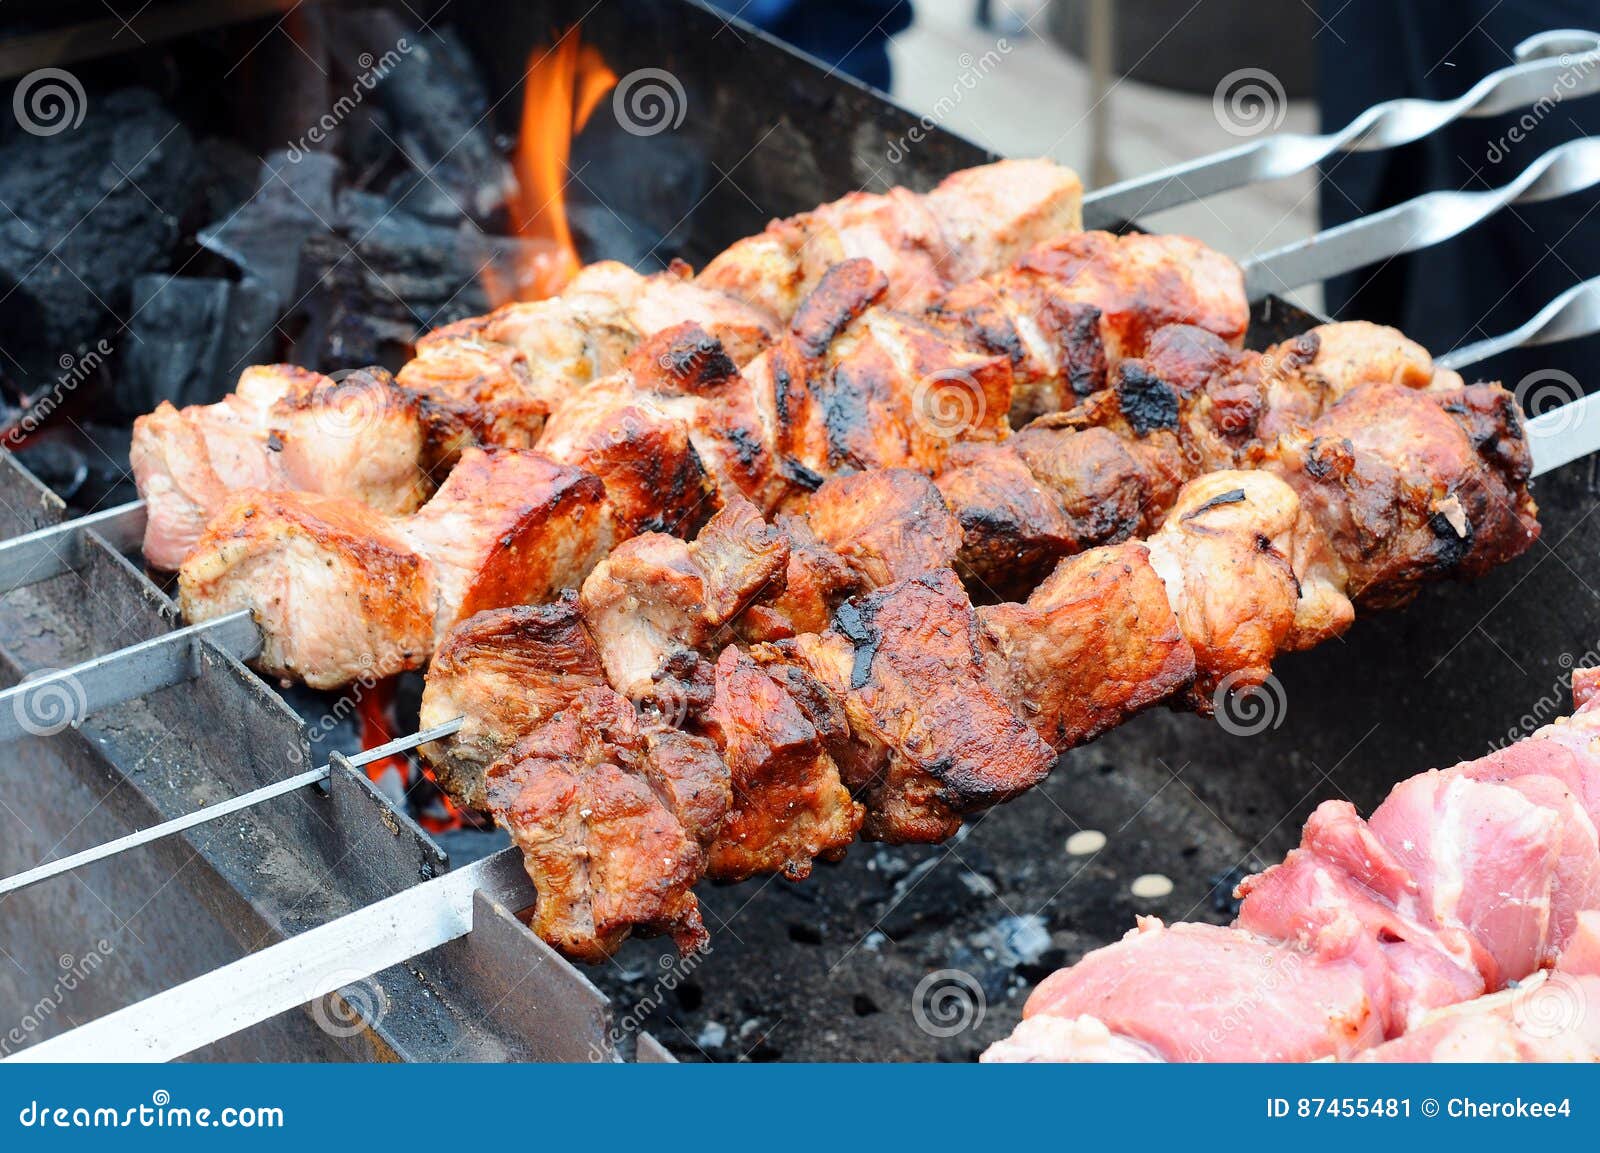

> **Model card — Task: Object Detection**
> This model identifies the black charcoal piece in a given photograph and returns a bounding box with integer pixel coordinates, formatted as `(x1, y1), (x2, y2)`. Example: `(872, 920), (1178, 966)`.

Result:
(119, 275), (280, 413)
(198, 151), (342, 305)
(0, 88), (193, 392)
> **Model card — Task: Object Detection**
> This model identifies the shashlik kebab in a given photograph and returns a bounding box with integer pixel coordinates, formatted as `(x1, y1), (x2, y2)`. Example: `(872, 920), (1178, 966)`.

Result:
(415, 358), (1536, 960)
(166, 229), (1251, 689)
(170, 300), (1475, 694)
(129, 159), (1096, 570)
(983, 669), (1600, 1063)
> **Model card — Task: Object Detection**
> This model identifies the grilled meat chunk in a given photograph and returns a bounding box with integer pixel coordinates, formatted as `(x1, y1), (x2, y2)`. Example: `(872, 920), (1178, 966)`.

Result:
(180, 449), (612, 687)
(979, 542), (1194, 749)
(486, 686), (727, 961)
(131, 365), (428, 571)
(790, 569), (1058, 842)
(738, 514), (862, 642)
(698, 158), (1083, 320)
(419, 595), (608, 811)
(397, 449), (613, 641)
(397, 334), (558, 471)
(936, 231), (1249, 421)
(802, 468), (962, 589)
(579, 497), (788, 712)
(699, 646), (862, 881)
(534, 374), (716, 539)
(1275, 382), (1538, 607)
(1143, 470), (1352, 702)
(178, 491), (437, 689)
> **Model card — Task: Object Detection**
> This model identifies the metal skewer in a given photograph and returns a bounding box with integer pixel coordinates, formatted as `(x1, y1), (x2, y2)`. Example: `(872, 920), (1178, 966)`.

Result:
(0, 610), (260, 744)
(1438, 274), (1600, 369)
(0, 498), (146, 593)
(1082, 29), (1600, 228)
(1242, 135), (1600, 299)
(0, 716), (464, 901)
(8, 841), (530, 1063)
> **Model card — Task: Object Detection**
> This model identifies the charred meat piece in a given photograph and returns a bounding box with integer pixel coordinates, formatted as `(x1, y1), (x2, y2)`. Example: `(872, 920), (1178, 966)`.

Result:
(698, 646), (862, 881)
(397, 448), (613, 641)
(397, 334), (559, 472)
(534, 374), (715, 539)
(979, 542), (1194, 749)
(936, 230), (1249, 422)
(579, 498), (789, 714)
(180, 448), (612, 688)
(933, 439), (1080, 600)
(1273, 381), (1538, 607)
(486, 686), (728, 962)
(538, 323), (774, 522)
(738, 514), (863, 642)
(419, 595), (608, 812)
(790, 569), (1058, 842)
(802, 468), (962, 589)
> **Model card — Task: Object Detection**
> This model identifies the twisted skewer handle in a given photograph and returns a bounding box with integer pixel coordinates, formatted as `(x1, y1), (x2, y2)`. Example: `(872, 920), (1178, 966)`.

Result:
(1084, 30), (1600, 228)
(1243, 135), (1600, 299)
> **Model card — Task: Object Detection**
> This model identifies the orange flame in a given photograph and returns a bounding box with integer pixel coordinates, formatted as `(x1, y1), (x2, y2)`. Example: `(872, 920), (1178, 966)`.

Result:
(490, 35), (617, 303)
(354, 679), (468, 834)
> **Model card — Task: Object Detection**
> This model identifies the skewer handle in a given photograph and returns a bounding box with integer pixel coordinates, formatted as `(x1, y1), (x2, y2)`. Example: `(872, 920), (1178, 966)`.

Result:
(0, 610), (260, 745)
(1083, 30), (1600, 227)
(0, 499), (147, 595)
(1243, 136), (1600, 299)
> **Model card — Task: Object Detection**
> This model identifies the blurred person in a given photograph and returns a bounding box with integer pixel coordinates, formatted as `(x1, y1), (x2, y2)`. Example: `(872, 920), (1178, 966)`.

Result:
(1317, 0), (1600, 388)
(709, 1), (913, 92)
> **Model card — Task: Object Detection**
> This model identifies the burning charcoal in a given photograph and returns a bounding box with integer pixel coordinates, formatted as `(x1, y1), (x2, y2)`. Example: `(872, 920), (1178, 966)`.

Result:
(290, 191), (545, 369)
(198, 151), (341, 305)
(0, 88), (193, 393)
(326, 11), (514, 226)
(119, 276), (279, 413)
(568, 128), (708, 267)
